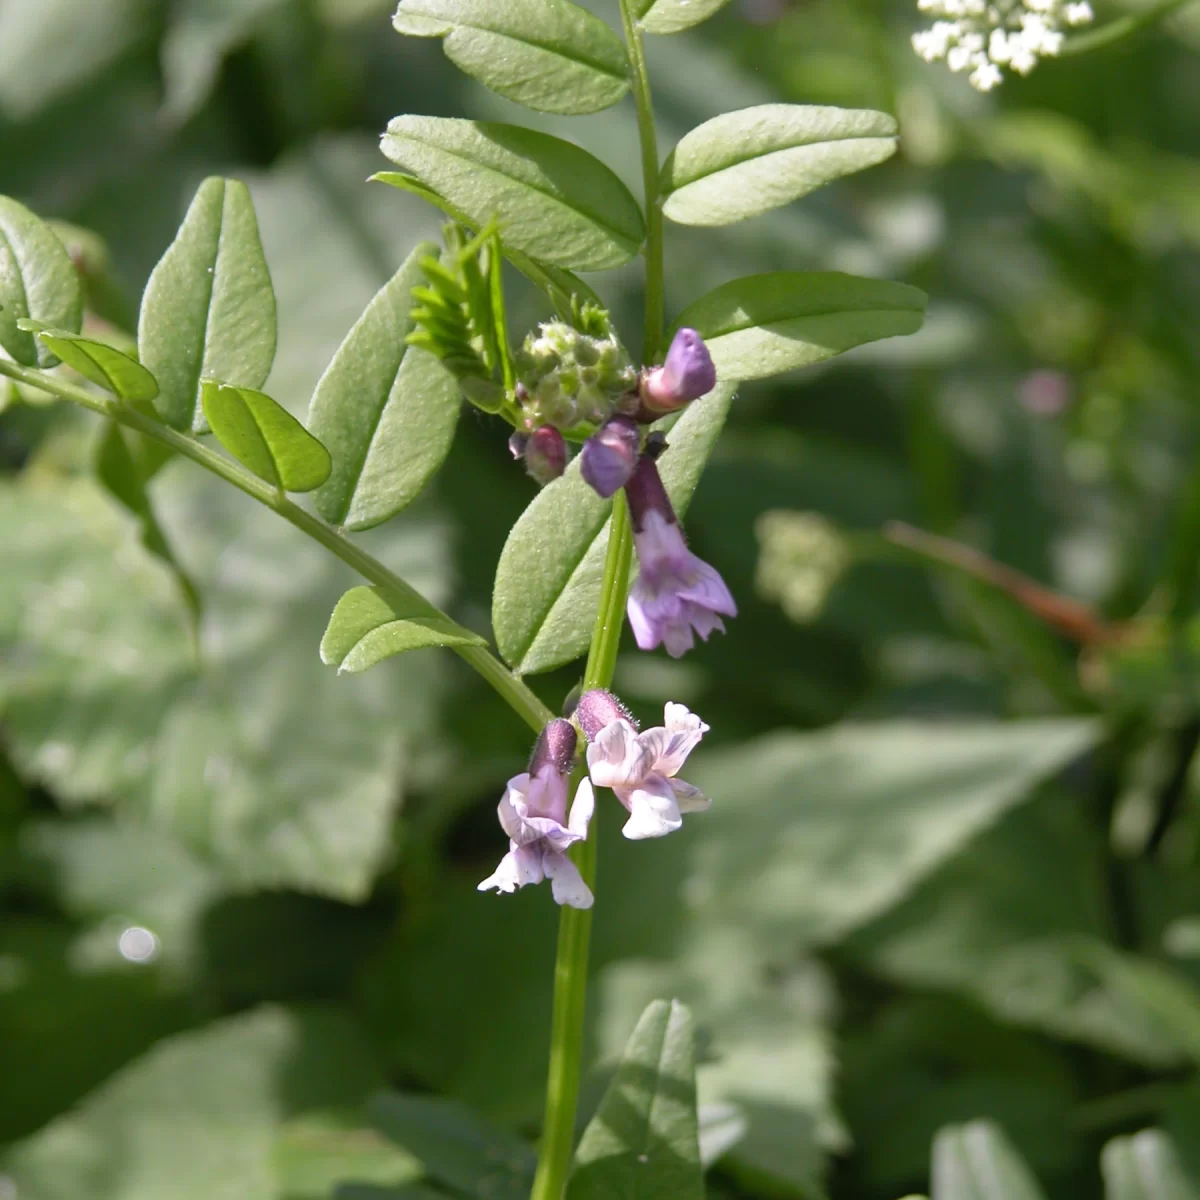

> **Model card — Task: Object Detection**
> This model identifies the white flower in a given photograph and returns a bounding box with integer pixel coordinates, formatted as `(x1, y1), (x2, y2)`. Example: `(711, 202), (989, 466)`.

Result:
(586, 702), (711, 840)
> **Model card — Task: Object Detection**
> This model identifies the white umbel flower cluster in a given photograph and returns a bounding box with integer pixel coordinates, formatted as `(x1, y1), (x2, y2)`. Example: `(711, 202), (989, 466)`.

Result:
(912, 0), (1094, 91)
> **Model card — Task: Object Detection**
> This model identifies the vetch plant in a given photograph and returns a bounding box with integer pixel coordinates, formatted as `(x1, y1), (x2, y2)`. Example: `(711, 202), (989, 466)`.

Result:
(0, 0), (928, 1194)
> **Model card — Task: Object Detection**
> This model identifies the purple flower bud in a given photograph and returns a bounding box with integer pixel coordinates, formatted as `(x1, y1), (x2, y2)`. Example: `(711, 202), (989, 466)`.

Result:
(524, 425), (567, 485)
(639, 328), (716, 416)
(508, 431), (529, 459)
(580, 415), (640, 498)
(575, 689), (636, 742)
(530, 718), (578, 777)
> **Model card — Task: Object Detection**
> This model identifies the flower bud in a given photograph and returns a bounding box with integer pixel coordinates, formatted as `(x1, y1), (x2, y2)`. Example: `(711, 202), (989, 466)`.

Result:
(508, 431), (529, 459)
(524, 426), (567, 485)
(575, 689), (636, 741)
(529, 718), (578, 777)
(638, 328), (716, 417)
(580, 415), (640, 498)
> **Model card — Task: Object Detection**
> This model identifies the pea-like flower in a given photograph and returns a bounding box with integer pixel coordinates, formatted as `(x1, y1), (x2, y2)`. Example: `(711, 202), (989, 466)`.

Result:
(624, 454), (736, 658)
(478, 719), (594, 908)
(639, 327), (717, 417)
(577, 690), (711, 840)
(580, 414), (640, 498)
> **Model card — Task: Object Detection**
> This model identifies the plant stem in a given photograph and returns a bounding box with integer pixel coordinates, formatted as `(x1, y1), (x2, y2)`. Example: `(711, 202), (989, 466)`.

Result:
(619, 0), (665, 363)
(1060, 0), (1195, 55)
(0, 357), (554, 735)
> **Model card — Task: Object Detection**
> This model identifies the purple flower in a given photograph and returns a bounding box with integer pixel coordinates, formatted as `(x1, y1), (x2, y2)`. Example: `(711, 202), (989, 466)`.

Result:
(522, 425), (567, 485)
(624, 455), (736, 658)
(639, 328), (717, 416)
(581, 696), (711, 840)
(477, 719), (594, 908)
(580, 415), (640, 498)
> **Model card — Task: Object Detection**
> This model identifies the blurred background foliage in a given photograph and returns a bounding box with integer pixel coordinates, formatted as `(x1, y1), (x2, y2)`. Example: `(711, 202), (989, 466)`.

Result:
(4, 0), (1200, 1197)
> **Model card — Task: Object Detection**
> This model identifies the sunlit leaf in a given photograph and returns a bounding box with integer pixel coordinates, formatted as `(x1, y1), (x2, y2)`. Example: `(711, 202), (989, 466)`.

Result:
(661, 104), (898, 227)
(567, 999), (703, 1199)
(931, 1120), (1047, 1200)
(393, 0), (629, 115)
(200, 381), (331, 493)
(379, 118), (644, 271)
(138, 177), (276, 432)
(0, 195), (82, 367)
(671, 272), (926, 382)
(634, 0), (731, 34)
(20, 321), (158, 402)
(492, 382), (734, 675)
(1101, 1129), (1200, 1200)
(308, 243), (461, 530)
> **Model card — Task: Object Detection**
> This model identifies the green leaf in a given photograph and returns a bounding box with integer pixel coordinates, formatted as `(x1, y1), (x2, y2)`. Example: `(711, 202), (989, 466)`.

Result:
(567, 999), (704, 1199)
(1102, 1130), (1200, 1200)
(138, 177), (277, 432)
(393, 0), (629, 115)
(661, 104), (898, 227)
(0, 195), (82, 367)
(200, 381), (332, 493)
(379, 118), (644, 271)
(672, 271), (926, 383)
(492, 381), (734, 674)
(931, 1120), (1047, 1200)
(634, 0), (731, 33)
(308, 243), (461, 530)
(320, 586), (485, 674)
(21, 322), (158, 401)
(2, 1007), (382, 1200)
(369, 1092), (536, 1200)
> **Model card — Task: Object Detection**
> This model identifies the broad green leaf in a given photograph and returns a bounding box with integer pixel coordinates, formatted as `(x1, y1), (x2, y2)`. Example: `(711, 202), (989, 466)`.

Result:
(21, 321), (158, 401)
(274, 1112), (423, 1199)
(931, 1121), (1047, 1200)
(1102, 1130), (1200, 1200)
(138, 177), (277, 432)
(379, 118), (644, 271)
(393, 0), (629, 115)
(2, 1007), (382, 1200)
(671, 272), (926, 382)
(567, 999), (703, 1199)
(492, 381), (734, 674)
(200, 381), (331, 493)
(661, 104), (898, 227)
(369, 1092), (536, 1200)
(308, 244), (461, 530)
(0, 195), (82, 367)
(321, 586), (485, 674)
(634, 0), (731, 34)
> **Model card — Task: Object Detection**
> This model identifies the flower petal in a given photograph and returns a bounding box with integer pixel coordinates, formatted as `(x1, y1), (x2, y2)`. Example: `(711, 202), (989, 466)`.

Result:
(638, 711), (706, 778)
(525, 763), (569, 824)
(620, 775), (683, 840)
(522, 815), (577, 853)
(477, 842), (544, 893)
(568, 777), (596, 839)
(587, 719), (650, 788)
(669, 777), (711, 813)
(678, 554), (738, 616)
(543, 851), (594, 909)
(497, 774), (532, 841)
(661, 621), (696, 659)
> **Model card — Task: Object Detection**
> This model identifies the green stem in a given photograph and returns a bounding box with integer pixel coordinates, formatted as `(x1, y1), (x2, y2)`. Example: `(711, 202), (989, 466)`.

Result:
(0, 357), (553, 735)
(1060, 0), (1194, 55)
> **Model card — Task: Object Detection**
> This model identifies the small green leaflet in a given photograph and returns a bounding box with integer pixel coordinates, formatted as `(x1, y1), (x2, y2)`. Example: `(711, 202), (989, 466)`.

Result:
(308, 243), (461, 531)
(138, 177), (277, 432)
(931, 1121), (1047, 1200)
(1101, 1130), (1200, 1200)
(671, 272), (927, 382)
(200, 381), (331, 493)
(0, 195), (82, 368)
(634, 0), (731, 34)
(393, 0), (629, 116)
(320, 587), (485, 674)
(379, 118), (644, 272)
(567, 999), (703, 1200)
(19, 320), (157, 403)
(662, 104), (898, 227)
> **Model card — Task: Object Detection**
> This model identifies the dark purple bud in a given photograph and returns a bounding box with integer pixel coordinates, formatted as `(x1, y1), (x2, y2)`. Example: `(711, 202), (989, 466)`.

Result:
(575, 689), (636, 741)
(580, 415), (640, 498)
(623, 453), (678, 534)
(508, 431), (529, 460)
(524, 425), (567, 485)
(529, 718), (578, 776)
(639, 328), (716, 416)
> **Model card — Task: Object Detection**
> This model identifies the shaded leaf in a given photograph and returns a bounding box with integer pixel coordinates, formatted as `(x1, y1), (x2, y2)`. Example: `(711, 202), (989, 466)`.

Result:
(492, 382), (733, 675)
(931, 1120), (1047, 1200)
(671, 272), (926, 383)
(273, 1111), (423, 1199)
(308, 243), (461, 530)
(320, 586), (485, 674)
(369, 1092), (535, 1200)
(661, 104), (898, 227)
(0, 195), (82, 367)
(568, 999), (704, 1199)
(138, 177), (276, 432)
(634, 0), (731, 33)
(393, 0), (629, 115)
(1102, 1129), (1200, 1200)
(21, 321), (158, 402)
(200, 381), (331, 493)
(379, 118), (644, 271)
